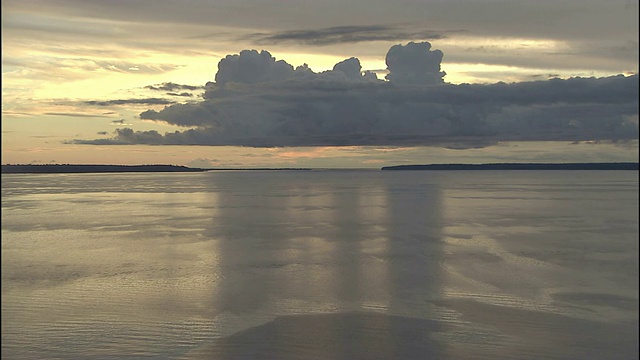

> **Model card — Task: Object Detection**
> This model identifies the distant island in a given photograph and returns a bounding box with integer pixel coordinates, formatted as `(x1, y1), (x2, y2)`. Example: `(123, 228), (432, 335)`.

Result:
(1, 164), (208, 174)
(1, 164), (315, 174)
(381, 163), (639, 171)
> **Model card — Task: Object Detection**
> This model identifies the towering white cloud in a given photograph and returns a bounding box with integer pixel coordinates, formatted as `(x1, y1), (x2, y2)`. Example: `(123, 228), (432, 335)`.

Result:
(72, 42), (639, 148)
(215, 50), (295, 85)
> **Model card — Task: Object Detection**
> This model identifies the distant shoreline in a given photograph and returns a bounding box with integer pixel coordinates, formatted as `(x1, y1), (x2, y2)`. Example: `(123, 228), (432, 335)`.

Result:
(2, 163), (638, 174)
(1, 164), (208, 174)
(0, 164), (314, 174)
(381, 163), (639, 171)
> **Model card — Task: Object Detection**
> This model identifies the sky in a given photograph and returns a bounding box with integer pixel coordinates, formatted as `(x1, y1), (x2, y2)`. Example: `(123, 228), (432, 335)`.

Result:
(2, 0), (638, 168)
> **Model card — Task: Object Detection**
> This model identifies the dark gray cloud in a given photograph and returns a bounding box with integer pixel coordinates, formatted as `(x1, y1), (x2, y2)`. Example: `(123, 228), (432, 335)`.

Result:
(331, 57), (378, 82)
(385, 41), (446, 84)
(214, 49), (380, 86)
(333, 57), (363, 80)
(71, 43), (639, 148)
(76, 128), (164, 145)
(110, 119), (133, 126)
(8, 0), (634, 44)
(249, 25), (453, 46)
(144, 82), (203, 92)
(215, 50), (296, 85)
(139, 102), (217, 127)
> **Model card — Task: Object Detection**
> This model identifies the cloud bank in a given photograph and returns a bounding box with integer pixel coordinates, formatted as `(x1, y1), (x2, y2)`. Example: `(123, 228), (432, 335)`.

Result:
(72, 42), (639, 148)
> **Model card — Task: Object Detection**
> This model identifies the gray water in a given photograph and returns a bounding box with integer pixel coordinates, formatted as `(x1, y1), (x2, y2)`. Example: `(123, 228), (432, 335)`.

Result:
(2, 170), (638, 359)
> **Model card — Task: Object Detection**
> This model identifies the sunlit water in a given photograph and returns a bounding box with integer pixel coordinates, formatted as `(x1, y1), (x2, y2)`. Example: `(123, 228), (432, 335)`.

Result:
(2, 170), (638, 359)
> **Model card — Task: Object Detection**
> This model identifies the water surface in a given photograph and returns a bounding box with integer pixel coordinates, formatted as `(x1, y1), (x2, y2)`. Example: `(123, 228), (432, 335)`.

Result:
(2, 170), (638, 359)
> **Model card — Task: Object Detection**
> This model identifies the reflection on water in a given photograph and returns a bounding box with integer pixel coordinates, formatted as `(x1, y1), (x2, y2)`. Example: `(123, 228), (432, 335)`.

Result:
(205, 171), (444, 322)
(1, 170), (638, 359)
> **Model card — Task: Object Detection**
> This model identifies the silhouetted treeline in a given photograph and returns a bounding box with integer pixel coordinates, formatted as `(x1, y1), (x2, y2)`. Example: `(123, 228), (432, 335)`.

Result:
(381, 163), (639, 170)
(1, 164), (208, 174)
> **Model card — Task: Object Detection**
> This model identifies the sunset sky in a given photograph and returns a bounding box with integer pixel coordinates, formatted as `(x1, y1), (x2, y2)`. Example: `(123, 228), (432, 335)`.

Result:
(2, 0), (638, 168)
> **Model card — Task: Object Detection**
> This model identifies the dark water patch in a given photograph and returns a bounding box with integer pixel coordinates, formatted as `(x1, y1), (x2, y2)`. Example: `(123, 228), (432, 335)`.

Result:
(183, 311), (445, 360)
(434, 299), (639, 360)
(552, 292), (639, 311)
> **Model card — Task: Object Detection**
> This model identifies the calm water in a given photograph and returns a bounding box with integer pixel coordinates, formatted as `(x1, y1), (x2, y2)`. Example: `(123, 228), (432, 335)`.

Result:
(2, 170), (638, 359)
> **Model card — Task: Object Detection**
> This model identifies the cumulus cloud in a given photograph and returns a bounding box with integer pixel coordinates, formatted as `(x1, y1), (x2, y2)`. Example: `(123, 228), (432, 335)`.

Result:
(333, 57), (364, 80)
(214, 49), (378, 86)
(71, 42), (639, 148)
(385, 41), (446, 84)
(215, 50), (295, 85)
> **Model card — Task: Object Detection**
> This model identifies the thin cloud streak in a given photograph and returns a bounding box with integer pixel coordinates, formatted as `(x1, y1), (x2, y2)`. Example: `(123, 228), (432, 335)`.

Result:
(83, 98), (176, 106)
(247, 25), (461, 46)
(44, 112), (114, 118)
(144, 82), (204, 92)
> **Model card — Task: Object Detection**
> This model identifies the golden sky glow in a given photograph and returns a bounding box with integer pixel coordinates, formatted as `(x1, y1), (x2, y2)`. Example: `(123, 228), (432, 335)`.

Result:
(1, 0), (638, 167)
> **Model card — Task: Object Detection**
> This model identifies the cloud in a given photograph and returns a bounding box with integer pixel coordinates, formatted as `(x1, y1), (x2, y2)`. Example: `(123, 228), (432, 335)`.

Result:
(44, 112), (113, 118)
(83, 98), (175, 106)
(385, 41), (446, 84)
(71, 42), (639, 148)
(248, 25), (453, 46)
(139, 102), (217, 127)
(3, 11), (125, 37)
(144, 82), (204, 91)
(72, 128), (165, 145)
(143, 82), (204, 98)
(110, 119), (132, 126)
(333, 57), (368, 81)
(215, 50), (296, 85)
(97, 62), (180, 74)
(213, 49), (378, 86)
(166, 92), (194, 97)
